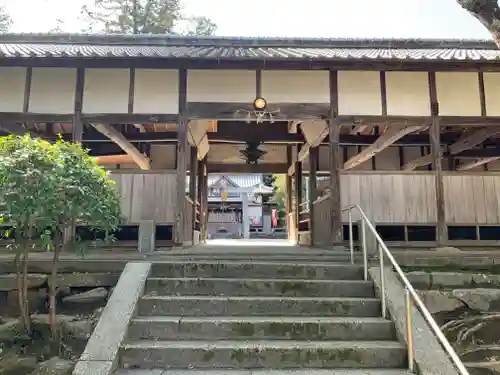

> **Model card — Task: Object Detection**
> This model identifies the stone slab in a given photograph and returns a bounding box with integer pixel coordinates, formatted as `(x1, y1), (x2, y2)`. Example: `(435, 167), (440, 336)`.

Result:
(72, 361), (114, 375)
(369, 266), (466, 375)
(128, 316), (395, 341)
(116, 370), (412, 375)
(145, 278), (374, 298)
(119, 340), (406, 369)
(138, 295), (382, 317)
(53, 273), (120, 288)
(80, 262), (151, 362)
(150, 261), (364, 280)
(0, 273), (47, 291)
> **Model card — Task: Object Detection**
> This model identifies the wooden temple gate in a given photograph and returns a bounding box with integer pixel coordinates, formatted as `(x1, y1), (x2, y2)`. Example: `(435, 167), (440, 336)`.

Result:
(2, 35), (500, 247)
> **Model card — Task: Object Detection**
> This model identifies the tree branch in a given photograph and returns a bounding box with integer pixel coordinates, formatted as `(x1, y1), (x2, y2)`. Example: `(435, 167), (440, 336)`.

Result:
(457, 0), (500, 47)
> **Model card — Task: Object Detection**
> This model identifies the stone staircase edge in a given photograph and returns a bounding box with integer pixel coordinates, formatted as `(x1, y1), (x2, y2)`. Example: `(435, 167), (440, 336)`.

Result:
(71, 261), (152, 375)
(369, 266), (463, 375)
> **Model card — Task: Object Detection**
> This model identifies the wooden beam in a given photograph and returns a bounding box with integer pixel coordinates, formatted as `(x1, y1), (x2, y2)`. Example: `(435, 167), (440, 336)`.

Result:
(448, 126), (500, 155)
(457, 157), (500, 171)
(403, 126), (500, 170)
(297, 120), (328, 162)
(349, 124), (368, 135)
(429, 72), (447, 246)
(0, 122), (47, 138)
(402, 154), (433, 171)
(188, 102), (329, 121)
(91, 123), (151, 170)
(329, 70), (342, 245)
(95, 154), (134, 165)
(344, 125), (426, 170)
(207, 163), (288, 174)
(0, 113), (178, 125)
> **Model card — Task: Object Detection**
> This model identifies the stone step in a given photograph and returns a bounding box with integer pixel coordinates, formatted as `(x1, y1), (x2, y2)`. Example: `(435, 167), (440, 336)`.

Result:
(128, 316), (395, 341)
(144, 278), (374, 298)
(115, 370), (413, 375)
(119, 340), (407, 369)
(150, 261), (364, 280)
(138, 296), (382, 317)
(147, 255), (364, 263)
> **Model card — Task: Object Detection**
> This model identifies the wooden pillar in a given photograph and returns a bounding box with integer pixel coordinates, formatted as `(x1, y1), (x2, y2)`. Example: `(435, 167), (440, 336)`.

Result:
(64, 68), (86, 246)
(286, 146), (293, 242)
(72, 68), (85, 143)
(197, 157), (203, 235)
(328, 70), (343, 244)
(202, 160), (208, 242)
(174, 69), (188, 246)
(308, 147), (318, 246)
(294, 144), (303, 242)
(189, 146), (198, 232)
(429, 72), (447, 246)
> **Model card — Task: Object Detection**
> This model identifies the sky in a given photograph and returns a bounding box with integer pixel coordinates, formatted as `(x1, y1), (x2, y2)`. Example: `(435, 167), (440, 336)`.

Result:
(0, 0), (493, 39)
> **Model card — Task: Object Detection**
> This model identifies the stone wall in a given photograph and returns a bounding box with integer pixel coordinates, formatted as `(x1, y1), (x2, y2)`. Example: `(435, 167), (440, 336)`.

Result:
(406, 268), (500, 375)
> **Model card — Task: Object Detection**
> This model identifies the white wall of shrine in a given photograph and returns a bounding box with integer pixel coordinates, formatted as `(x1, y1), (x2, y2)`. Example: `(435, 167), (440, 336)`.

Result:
(0, 67), (498, 116)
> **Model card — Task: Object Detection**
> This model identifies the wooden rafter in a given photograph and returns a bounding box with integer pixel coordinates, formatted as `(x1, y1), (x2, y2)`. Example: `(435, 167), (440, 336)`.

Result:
(297, 120), (328, 162)
(95, 154), (134, 165)
(404, 126), (500, 171)
(457, 157), (500, 171)
(349, 124), (368, 135)
(91, 123), (151, 170)
(343, 125), (426, 170)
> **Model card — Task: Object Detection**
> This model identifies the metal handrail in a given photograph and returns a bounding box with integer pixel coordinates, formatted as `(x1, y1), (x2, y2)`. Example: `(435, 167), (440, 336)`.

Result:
(343, 204), (469, 375)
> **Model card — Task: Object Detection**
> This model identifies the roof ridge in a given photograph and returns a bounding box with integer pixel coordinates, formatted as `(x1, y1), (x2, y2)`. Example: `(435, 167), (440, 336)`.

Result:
(0, 33), (498, 50)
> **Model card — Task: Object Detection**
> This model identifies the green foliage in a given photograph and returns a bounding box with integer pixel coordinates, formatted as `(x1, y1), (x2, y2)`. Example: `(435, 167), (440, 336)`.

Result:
(0, 6), (11, 33)
(0, 135), (122, 245)
(82, 0), (216, 35)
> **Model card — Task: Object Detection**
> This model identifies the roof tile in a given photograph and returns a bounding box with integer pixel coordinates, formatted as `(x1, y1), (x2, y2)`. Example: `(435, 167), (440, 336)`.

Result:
(0, 34), (499, 62)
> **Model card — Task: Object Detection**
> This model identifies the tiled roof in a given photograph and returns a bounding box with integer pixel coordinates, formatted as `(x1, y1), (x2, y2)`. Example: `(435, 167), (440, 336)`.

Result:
(0, 34), (499, 62)
(208, 174), (263, 188)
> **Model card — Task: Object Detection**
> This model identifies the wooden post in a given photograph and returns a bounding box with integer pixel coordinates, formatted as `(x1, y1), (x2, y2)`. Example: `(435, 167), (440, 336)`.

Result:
(428, 72), (447, 246)
(329, 70), (343, 245)
(189, 146), (198, 233)
(294, 144), (303, 243)
(286, 146), (293, 241)
(308, 147), (318, 246)
(72, 68), (85, 143)
(202, 159), (208, 242)
(174, 69), (188, 246)
(64, 68), (86, 247)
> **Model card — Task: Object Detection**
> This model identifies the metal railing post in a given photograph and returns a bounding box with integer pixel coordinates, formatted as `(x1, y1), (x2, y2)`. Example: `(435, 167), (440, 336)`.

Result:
(379, 243), (386, 319)
(340, 204), (469, 375)
(406, 288), (415, 373)
(348, 209), (354, 264)
(361, 218), (368, 281)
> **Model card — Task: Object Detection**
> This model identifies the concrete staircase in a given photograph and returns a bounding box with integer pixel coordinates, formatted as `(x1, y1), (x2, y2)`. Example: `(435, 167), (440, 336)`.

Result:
(115, 260), (411, 374)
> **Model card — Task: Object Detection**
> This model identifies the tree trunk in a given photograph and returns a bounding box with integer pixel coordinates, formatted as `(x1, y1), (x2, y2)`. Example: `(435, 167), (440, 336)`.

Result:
(48, 232), (62, 340)
(15, 239), (31, 334)
(458, 0), (500, 48)
(14, 249), (29, 334)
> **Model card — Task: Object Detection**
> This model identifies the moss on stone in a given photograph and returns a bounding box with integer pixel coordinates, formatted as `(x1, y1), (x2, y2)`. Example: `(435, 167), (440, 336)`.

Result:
(202, 349), (215, 362)
(231, 323), (255, 337)
(230, 348), (246, 363)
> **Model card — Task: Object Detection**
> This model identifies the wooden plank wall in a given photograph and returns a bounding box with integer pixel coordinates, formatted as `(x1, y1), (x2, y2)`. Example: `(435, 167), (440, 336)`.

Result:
(109, 171), (177, 224)
(317, 173), (500, 225)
